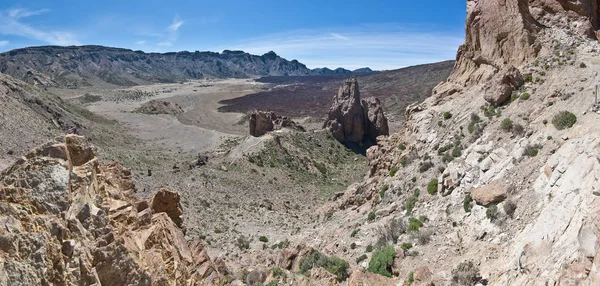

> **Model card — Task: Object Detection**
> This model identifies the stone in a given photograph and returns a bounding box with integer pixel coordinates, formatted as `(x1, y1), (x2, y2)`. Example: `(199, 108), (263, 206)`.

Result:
(150, 188), (184, 228)
(249, 110), (305, 137)
(414, 266), (432, 282)
(483, 66), (525, 106)
(471, 181), (508, 206)
(323, 78), (389, 146)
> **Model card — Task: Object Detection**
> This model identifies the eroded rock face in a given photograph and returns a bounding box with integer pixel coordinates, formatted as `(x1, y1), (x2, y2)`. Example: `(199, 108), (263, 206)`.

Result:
(437, 0), (599, 97)
(324, 78), (389, 146)
(249, 111), (305, 137)
(0, 135), (225, 285)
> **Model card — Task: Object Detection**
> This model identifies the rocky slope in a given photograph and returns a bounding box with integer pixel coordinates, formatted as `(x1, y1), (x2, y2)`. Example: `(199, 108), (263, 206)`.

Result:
(0, 46), (372, 88)
(0, 135), (225, 285)
(284, 0), (600, 285)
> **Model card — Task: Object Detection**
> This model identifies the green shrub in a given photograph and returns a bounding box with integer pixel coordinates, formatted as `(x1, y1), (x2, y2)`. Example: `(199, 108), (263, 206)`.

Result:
(427, 179), (438, 195)
(367, 246), (396, 277)
(520, 92), (530, 100)
(486, 205), (499, 221)
(442, 152), (453, 163)
(356, 254), (368, 264)
(400, 242), (413, 251)
(463, 195), (473, 213)
(407, 217), (423, 232)
(438, 145), (448, 154)
(271, 267), (284, 277)
(411, 177), (417, 183)
(398, 143), (406, 150)
(418, 215), (429, 222)
(413, 189), (420, 198)
(408, 271), (415, 284)
(438, 166), (445, 173)
(470, 113), (480, 122)
(380, 185), (389, 198)
(547, 136), (553, 140)
(214, 228), (222, 234)
(443, 112), (452, 120)
(523, 145), (539, 157)
(400, 157), (408, 167)
(367, 209), (376, 221)
(366, 245), (373, 252)
(418, 161), (434, 173)
(405, 195), (417, 214)
(259, 236), (269, 243)
(299, 251), (349, 281)
(501, 118), (513, 131)
(524, 74), (533, 82)
(265, 281), (278, 286)
(451, 147), (461, 157)
(350, 229), (360, 237)
(513, 123), (524, 135)
(389, 167), (399, 177)
(552, 111), (577, 130)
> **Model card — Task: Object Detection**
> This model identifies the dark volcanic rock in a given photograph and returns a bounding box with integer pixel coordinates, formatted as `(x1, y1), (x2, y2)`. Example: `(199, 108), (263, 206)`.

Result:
(323, 78), (389, 146)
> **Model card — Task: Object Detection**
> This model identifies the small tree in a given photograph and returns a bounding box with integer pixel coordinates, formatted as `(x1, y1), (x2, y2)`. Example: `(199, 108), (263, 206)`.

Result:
(427, 179), (438, 195)
(552, 111), (577, 130)
(367, 246), (396, 277)
(501, 118), (513, 131)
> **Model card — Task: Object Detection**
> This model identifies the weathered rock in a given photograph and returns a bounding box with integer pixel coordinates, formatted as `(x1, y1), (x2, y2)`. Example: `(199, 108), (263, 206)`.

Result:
(471, 181), (508, 206)
(150, 188), (184, 228)
(324, 78), (388, 146)
(483, 66), (525, 106)
(414, 266), (432, 282)
(0, 136), (225, 285)
(249, 110), (305, 137)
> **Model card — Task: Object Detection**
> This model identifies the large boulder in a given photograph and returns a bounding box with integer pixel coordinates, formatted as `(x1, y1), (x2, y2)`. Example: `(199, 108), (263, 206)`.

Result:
(483, 66), (525, 106)
(323, 78), (389, 146)
(471, 180), (508, 206)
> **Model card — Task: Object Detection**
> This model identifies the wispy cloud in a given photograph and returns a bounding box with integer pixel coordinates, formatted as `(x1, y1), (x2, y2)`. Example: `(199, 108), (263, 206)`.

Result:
(0, 40), (8, 47)
(221, 25), (463, 70)
(135, 40), (146, 45)
(0, 8), (79, 45)
(154, 15), (183, 48)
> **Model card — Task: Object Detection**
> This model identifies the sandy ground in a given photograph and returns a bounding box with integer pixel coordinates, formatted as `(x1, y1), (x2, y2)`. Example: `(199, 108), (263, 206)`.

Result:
(82, 79), (264, 154)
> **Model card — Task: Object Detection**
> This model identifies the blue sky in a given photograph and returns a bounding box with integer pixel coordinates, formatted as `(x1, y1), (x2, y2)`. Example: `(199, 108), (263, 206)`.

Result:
(0, 0), (466, 70)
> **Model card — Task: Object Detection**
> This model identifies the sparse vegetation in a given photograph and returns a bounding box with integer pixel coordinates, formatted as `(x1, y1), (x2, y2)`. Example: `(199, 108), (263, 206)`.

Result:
(405, 194), (418, 214)
(400, 242), (413, 251)
(501, 118), (513, 132)
(380, 185), (389, 198)
(259, 236), (269, 243)
(299, 251), (349, 281)
(463, 194), (473, 212)
(356, 254), (368, 264)
(236, 236), (250, 250)
(366, 245), (373, 252)
(389, 167), (399, 177)
(400, 157), (408, 167)
(367, 209), (376, 221)
(451, 147), (461, 157)
(398, 143), (406, 150)
(443, 112), (452, 120)
(513, 123), (524, 135)
(504, 201), (517, 218)
(486, 204), (499, 221)
(427, 179), (438, 195)
(407, 217), (424, 232)
(418, 161), (434, 173)
(524, 74), (533, 82)
(351, 229), (360, 237)
(552, 111), (577, 130)
(367, 246), (396, 277)
(523, 144), (540, 157)
(520, 92), (530, 100)
(452, 261), (481, 286)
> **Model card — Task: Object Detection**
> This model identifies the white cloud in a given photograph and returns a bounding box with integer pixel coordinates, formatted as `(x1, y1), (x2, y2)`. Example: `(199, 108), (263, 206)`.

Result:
(221, 25), (463, 70)
(0, 8), (80, 45)
(0, 40), (8, 46)
(135, 40), (146, 45)
(168, 17), (183, 32)
(157, 41), (172, 47)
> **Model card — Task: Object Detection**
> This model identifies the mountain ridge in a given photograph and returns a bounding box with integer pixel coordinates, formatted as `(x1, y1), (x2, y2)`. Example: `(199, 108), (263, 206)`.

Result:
(0, 45), (377, 88)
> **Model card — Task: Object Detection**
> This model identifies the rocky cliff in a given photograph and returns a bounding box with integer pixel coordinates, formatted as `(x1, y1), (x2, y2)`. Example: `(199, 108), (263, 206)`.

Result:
(436, 0), (599, 100)
(0, 46), (373, 88)
(323, 78), (389, 147)
(0, 135), (225, 285)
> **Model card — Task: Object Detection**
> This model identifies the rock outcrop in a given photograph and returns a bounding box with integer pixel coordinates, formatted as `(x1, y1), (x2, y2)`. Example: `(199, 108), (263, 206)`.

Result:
(248, 111), (305, 137)
(133, 99), (184, 115)
(0, 135), (225, 285)
(436, 0), (600, 99)
(470, 180), (508, 206)
(323, 78), (389, 146)
(482, 66), (525, 106)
